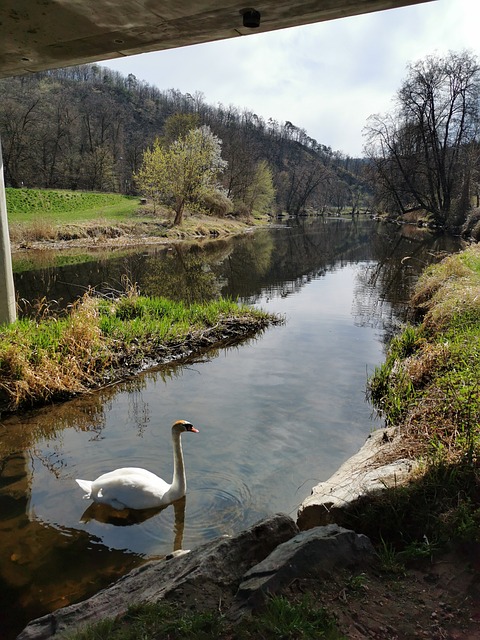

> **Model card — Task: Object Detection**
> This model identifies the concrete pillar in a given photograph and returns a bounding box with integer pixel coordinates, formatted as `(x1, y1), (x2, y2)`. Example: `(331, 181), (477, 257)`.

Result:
(0, 135), (16, 324)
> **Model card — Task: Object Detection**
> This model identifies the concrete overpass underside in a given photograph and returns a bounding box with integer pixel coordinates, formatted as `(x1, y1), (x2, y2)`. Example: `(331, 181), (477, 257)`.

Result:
(1, 1), (434, 79)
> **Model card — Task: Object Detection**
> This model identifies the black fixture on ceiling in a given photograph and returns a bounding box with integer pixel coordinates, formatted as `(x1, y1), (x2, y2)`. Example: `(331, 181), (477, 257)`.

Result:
(240, 8), (261, 28)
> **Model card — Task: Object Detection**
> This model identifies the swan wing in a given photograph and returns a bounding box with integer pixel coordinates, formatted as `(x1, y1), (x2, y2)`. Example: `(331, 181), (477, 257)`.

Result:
(90, 468), (171, 510)
(96, 467), (164, 482)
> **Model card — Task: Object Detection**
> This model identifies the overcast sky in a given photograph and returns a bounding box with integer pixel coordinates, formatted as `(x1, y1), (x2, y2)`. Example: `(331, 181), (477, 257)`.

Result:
(103, 0), (479, 158)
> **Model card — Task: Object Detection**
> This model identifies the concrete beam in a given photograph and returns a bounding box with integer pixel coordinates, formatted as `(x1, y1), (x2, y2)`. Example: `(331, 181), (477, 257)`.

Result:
(0, 1), (435, 79)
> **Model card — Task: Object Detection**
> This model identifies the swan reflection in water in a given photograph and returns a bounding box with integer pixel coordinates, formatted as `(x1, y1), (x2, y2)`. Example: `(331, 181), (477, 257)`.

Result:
(80, 496), (187, 552)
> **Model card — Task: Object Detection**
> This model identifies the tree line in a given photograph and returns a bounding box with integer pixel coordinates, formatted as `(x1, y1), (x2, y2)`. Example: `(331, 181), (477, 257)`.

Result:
(0, 64), (367, 220)
(2, 51), (478, 233)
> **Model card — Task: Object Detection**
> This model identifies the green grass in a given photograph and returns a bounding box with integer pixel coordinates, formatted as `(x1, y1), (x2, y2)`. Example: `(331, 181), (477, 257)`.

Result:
(6, 187), (140, 223)
(62, 596), (344, 640)
(12, 246), (146, 273)
(239, 594), (343, 639)
(368, 247), (480, 446)
(13, 252), (98, 273)
(0, 292), (278, 412)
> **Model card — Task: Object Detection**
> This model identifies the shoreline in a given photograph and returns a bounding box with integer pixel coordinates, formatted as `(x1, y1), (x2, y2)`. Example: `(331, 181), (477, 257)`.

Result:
(0, 295), (281, 415)
(10, 214), (264, 253)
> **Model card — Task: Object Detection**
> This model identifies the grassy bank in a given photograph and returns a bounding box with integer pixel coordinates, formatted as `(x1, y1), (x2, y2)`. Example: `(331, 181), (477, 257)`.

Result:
(5, 188), (139, 222)
(6, 187), (260, 247)
(359, 244), (480, 549)
(0, 292), (279, 413)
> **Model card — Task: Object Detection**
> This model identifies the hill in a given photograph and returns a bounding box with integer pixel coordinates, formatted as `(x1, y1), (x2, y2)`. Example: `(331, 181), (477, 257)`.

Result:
(0, 64), (369, 217)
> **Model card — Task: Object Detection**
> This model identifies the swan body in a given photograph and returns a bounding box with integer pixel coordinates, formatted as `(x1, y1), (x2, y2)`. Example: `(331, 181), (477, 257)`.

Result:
(75, 419), (198, 510)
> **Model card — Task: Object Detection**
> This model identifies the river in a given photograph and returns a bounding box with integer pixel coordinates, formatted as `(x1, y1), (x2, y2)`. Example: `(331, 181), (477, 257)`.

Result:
(0, 217), (463, 638)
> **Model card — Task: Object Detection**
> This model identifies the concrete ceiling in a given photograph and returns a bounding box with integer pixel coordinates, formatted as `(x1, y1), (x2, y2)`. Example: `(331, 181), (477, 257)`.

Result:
(0, 1), (435, 79)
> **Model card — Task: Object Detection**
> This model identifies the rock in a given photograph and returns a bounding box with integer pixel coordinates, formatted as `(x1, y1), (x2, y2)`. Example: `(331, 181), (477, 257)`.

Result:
(297, 428), (419, 530)
(17, 513), (298, 640)
(233, 524), (375, 612)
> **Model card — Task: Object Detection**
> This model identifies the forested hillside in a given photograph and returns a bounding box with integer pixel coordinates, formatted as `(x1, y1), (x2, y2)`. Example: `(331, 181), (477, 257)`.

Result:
(0, 64), (368, 217)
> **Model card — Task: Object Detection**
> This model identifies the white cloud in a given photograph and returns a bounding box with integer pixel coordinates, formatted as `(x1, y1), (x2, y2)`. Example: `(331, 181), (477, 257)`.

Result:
(103, 0), (480, 156)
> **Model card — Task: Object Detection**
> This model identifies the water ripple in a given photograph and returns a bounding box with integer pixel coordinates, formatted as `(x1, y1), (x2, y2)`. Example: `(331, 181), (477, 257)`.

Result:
(189, 474), (251, 529)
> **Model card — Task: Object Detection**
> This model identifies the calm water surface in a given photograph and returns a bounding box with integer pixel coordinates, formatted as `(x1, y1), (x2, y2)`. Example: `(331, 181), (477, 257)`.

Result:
(1, 219), (462, 637)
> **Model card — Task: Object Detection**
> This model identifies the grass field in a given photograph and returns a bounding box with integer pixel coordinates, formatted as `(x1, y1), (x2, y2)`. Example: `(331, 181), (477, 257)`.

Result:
(6, 188), (141, 223)
(5, 187), (256, 247)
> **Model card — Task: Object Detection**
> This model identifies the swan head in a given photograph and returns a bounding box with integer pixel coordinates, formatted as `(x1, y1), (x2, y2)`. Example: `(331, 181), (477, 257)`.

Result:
(172, 419), (199, 435)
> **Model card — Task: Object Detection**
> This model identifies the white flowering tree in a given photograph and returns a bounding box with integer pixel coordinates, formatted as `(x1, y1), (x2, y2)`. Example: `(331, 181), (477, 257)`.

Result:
(135, 125), (228, 225)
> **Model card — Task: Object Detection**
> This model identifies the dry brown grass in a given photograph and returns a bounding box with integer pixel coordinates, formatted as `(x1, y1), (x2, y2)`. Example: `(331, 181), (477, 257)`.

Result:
(411, 244), (480, 331)
(401, 341), (450, 387)
(9, 220), (58, 244)
(0, 293), (277, 413)
(0, 296), (109, 409)
(9, 213), (256, 250)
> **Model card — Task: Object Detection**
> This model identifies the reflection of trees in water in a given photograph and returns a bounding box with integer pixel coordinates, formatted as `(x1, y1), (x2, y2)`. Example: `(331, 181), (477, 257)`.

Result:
(352, 264), (399, 342)
(14, 240), (234, 312)
(225, 218), (378, 304)
(351, 225), (463, 342)
(140, 244), (226, 303)
(15, 219), (464, 324)
(1, 397), (105, 460)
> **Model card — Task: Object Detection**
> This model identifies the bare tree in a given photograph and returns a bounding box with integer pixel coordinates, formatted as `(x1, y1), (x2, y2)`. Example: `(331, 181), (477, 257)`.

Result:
(365, 51), (480, 227)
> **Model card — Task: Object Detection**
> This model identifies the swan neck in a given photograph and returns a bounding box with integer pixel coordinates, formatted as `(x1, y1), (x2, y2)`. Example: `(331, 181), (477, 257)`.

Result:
(170, 431), (186, 493)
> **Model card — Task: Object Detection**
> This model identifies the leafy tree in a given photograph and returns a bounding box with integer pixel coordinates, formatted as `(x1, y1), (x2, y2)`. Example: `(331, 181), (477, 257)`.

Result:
(365, 51), (480, 227)
(132, 138), (165, 213)
(135, 125), (228, 225)
(244, 160), (276, 216)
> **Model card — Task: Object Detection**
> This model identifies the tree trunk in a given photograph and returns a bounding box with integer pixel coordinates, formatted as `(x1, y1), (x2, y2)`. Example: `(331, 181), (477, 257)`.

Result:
(173, 199), (184, 226)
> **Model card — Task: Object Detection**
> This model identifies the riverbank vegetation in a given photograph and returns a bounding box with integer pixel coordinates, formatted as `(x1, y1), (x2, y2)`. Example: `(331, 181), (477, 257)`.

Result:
(64, 595), (343, 640)
(0, 291), (279, 413)
(3, 53), (480, 234)
(6, 187), (258, 248)
(361, 244), (480, 550)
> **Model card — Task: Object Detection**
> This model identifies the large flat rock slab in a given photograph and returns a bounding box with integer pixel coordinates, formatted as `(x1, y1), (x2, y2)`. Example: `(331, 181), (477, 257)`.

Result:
(297, 427), (419, 530)
(235, 524), (375, 611)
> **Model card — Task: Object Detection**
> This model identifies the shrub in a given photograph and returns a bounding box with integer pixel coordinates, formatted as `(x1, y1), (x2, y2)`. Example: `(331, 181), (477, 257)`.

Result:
(200, 189), (233, 217)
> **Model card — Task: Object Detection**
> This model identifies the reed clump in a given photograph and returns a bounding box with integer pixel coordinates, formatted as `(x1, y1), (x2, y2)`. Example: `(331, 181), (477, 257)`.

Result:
(0, 293), (278, 413)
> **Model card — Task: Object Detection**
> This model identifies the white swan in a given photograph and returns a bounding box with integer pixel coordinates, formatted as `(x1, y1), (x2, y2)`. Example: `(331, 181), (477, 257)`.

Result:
(75, 419), (199, 510)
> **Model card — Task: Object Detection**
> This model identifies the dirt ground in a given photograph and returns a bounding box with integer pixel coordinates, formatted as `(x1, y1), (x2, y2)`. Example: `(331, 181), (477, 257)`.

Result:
(280, 548), (480, 639)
